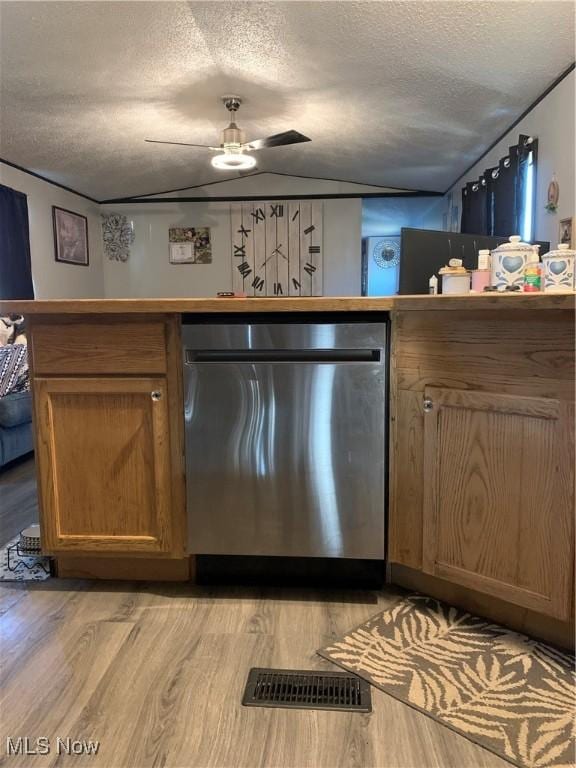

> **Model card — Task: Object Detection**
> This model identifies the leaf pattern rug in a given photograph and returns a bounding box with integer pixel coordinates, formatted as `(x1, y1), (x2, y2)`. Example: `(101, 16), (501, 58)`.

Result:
(318, 595), (575, 768)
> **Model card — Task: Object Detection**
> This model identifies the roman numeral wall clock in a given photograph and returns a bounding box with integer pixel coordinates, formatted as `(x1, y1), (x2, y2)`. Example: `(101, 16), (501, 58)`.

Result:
(230, 201), (323, 296)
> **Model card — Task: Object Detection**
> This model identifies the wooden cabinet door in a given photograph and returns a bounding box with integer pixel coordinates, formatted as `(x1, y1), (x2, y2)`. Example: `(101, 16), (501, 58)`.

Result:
(35, 377), (183, 557)
(422, 387), (573, 620)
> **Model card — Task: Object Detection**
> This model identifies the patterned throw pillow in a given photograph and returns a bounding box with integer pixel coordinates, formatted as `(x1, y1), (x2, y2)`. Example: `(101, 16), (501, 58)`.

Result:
(0, 315), (26, 347)
(0, 318), (14, 346)
(0, 344), (29, 397)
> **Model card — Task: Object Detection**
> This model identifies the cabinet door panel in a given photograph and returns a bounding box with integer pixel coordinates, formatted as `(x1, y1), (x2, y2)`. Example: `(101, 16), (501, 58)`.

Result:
(422, 387), (573, 620)
(35, 377), (180, 556)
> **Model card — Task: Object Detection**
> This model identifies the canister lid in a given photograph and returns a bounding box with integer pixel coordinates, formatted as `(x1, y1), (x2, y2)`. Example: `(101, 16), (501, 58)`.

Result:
(492, 235), (532, 252)
(439, 264), (468, 274)
(543, 242), (576, 258)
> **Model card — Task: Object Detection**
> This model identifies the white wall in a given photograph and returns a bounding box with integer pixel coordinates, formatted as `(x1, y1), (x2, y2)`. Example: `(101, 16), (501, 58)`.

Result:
(0, 163), (104, 298)
(448, 70), (575, 246)
(101, 174), (399, 297)
(101, 202), (232, 299)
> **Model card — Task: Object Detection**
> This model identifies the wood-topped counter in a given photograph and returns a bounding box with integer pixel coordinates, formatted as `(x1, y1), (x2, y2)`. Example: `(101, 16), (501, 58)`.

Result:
(1, 292), (574, 315)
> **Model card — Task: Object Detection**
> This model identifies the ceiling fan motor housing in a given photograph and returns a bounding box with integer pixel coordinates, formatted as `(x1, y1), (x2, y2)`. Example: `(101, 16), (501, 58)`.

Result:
(221, 121), (245, 149)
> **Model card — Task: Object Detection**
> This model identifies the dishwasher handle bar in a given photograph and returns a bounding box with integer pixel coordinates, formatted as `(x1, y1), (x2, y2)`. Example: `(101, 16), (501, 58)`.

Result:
(185, 348), (382, 364)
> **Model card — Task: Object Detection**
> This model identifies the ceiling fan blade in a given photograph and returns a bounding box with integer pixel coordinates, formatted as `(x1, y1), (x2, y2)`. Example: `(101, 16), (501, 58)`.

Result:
(244, 130), (311, 150)
(145, 139), (218, 150)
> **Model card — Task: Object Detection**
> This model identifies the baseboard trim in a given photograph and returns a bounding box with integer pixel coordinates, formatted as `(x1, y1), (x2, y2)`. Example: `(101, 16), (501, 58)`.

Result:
(55, 555), (192, 581)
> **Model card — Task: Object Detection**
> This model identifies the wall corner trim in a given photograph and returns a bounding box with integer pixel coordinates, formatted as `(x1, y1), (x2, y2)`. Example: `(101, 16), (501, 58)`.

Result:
(0, 158), (99, 203)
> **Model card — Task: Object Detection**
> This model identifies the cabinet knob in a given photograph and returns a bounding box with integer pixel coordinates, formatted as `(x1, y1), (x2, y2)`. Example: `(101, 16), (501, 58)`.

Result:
(151, 390), (162, 401)
(423, 397), (434, 412)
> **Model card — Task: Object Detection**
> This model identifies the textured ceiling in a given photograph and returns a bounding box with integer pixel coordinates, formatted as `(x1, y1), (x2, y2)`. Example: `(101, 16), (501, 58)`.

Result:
(1, 1), (574, 201)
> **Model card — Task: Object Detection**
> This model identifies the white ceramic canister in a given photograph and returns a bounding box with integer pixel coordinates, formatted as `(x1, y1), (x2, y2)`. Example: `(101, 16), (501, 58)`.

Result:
(491, 236), (534, 289)
(439, 261), (471, 294)
(442, 273), (471, 294)
(542, 243), (575, 293)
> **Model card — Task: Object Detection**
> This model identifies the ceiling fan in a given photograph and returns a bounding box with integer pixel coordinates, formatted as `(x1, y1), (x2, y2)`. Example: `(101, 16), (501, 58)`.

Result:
(145, 96), (311, 171)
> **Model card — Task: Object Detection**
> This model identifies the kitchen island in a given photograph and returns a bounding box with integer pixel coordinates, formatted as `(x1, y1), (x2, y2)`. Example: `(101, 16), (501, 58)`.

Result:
(1, 293), (574, 647)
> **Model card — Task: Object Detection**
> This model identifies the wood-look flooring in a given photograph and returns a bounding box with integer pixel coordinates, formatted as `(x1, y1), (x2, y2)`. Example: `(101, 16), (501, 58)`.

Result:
(0, 460), (509, 767)
(0, 456), (38, 547)
(0, 580), (510, 768)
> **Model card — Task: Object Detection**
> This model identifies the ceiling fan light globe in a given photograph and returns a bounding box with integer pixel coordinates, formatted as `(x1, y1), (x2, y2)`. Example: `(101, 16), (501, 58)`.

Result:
(211, 153), (257, 171)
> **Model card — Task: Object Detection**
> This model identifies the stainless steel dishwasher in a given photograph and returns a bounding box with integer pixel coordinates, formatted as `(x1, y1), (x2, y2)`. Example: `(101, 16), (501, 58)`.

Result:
(182, 317), (387, 559)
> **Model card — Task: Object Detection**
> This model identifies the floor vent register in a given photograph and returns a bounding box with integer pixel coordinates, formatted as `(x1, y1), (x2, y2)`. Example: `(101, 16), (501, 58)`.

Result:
(241, 667), (372, 712)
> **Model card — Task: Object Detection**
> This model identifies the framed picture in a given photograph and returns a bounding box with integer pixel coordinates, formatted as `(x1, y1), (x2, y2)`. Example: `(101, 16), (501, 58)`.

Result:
(169, 227), (212, 264)
(559, 217), (574, 249)
(52, 206), (89, 266)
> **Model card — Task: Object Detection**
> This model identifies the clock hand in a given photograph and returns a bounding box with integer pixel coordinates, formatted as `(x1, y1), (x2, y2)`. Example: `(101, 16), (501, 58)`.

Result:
(261, 246), (286, 268)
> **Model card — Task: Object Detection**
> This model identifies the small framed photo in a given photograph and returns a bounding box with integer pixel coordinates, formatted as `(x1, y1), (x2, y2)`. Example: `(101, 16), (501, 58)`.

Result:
(559, 217), (574, 249)
(52, 206), (89, 266)
(169, 227), (212, 264)
(169, 242), (195, 264)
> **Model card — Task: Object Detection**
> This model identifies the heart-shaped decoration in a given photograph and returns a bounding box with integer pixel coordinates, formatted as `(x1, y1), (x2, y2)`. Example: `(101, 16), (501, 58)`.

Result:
(502, 255), (524, 273)
(549, 260), (568, 275)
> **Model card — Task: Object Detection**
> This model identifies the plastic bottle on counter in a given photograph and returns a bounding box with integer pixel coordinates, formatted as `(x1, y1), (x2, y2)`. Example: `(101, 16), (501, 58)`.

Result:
(523, 245), (542, 292)
(477, 249), (491, 270)
(429, 274), (438, 295)
(471, 249), (491, 292)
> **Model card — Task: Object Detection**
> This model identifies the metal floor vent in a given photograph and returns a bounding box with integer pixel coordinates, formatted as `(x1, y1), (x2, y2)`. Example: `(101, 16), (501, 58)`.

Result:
(242, 667), (372, 712)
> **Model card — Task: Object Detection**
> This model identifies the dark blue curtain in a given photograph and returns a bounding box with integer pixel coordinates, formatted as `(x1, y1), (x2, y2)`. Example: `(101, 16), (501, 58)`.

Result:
(492, 145), (521, 236)
(461, 135), (537, 238)
(461, 176), (488, 235)
(0, 184), (34, 300)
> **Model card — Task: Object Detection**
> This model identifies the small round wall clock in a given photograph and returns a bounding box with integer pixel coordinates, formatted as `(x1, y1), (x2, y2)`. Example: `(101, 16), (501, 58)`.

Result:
(372, 238), (400, 269)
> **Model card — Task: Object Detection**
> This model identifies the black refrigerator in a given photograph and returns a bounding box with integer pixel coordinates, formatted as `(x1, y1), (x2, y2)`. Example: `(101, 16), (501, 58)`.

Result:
(398, 228), (550, 295)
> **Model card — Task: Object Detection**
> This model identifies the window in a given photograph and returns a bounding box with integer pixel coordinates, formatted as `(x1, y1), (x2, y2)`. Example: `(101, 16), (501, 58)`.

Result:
(521, 149), (535, 243)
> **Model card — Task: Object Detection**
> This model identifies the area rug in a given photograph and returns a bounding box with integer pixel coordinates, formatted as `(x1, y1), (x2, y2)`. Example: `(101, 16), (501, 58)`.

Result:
(318, 594), (575, 768)
(0, 535), (51, 581)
